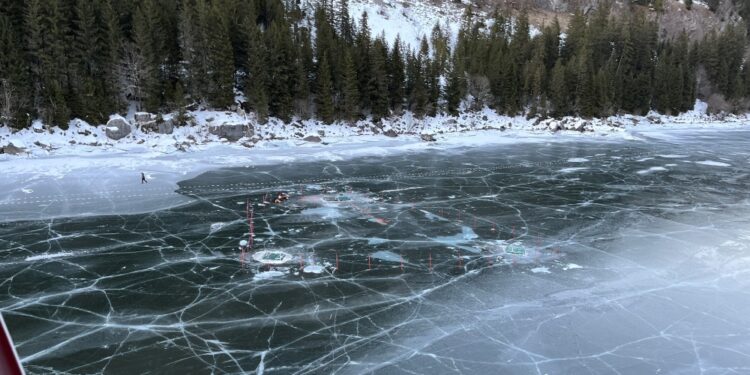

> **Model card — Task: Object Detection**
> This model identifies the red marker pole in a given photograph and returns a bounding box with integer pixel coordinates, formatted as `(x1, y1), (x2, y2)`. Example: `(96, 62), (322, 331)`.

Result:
(335, 251), (339, 273)
(400, 255), (404, 272)
(249, 208), (254, 248)
(428, 252), (432, 273)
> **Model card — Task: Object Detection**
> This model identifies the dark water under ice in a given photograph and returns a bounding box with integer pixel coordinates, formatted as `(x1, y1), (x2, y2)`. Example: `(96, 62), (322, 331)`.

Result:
(2, 131), (750, 374)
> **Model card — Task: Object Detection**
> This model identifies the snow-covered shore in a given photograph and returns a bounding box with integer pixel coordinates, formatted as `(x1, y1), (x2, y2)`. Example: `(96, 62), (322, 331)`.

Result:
(1, 101), (748, 222)
(1, 101), (747, 159)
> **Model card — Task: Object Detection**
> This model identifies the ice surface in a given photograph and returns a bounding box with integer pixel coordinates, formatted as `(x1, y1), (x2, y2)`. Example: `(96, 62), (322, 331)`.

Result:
(2, 129), (750, 374)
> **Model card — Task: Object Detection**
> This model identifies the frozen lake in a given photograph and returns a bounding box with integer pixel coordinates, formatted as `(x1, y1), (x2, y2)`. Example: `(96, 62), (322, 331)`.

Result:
(2, 130), (750, 374)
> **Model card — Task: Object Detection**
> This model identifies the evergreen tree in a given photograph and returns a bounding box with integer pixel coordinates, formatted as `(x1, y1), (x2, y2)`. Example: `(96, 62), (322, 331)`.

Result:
(575, 44), (596, 117)
(431, 22), (451, 75)
(525, 41), (547, 115)
(549, 59), (568, 116)
(369, 38), (390, 121)
(408, 50), (428, 117)
(179, 0), (206, 102)
(316, 55), (334, 124)
(0, 14), (30, 128)
(205, 2), (235, 108)
(26, 0), (72, 127)
(388, 36), (406, 114)
(445, 58), (465, 115)
(133, 0), (162, 111)
(100, 0), (124, 113)
(355, 12), (372, 111)
(563, 10), (587, 62)
(341, 50), (359, 122)
(338, 0), (353, 43)
(266, 21), (295, 120)
(245, 11), (269, 123)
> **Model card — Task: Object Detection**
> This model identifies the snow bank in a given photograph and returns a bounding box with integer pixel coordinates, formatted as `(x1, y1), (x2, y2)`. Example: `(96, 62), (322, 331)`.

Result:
(1, 100), (747, 160)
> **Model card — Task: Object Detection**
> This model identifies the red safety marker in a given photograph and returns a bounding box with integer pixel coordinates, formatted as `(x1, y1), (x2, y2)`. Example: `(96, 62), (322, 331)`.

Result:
(249, 208), (254, 248)
(0, 314), (23, 375)
(428, 252), (432, 272)
(400, 255), (404, 272)
(335, 251), (339, 272)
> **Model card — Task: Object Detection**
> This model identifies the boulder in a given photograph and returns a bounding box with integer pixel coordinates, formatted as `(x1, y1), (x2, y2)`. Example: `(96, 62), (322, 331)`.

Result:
(1, 144), (25, 155)
(573, 121), (588, 132)
(208, 123), (253, 141)
(420, 133), (436, 142)
(105, 116), (132, 140)
(646, 115), (662, 124)
(383, 129), (398, 138)
(303, 135), (322, 143)
(140, 118), (174, 134)
(157, 119), (174, 134)
(134, 112), (154, 123)
(548, 121), (560, 132)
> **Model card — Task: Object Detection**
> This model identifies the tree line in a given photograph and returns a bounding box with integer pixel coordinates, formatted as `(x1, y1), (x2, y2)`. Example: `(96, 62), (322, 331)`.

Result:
(0, 0), (748, 130)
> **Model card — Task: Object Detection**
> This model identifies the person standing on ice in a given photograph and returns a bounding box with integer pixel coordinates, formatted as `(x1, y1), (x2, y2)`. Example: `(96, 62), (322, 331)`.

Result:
(141, 172), (148, 184)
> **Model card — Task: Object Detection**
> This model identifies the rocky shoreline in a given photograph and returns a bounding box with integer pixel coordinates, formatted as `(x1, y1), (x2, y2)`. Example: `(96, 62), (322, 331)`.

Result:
(1, 102), (748, 157)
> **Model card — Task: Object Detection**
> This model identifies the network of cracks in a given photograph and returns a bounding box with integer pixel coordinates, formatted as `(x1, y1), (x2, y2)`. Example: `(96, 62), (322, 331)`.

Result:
(2, 140), (750, 374)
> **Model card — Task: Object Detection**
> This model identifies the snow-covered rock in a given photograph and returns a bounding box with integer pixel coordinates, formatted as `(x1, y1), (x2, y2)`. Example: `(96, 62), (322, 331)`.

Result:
(140, 118), (174, 135)
(134, 112), (154, 123)
(420, 133), (436, 142)
(208, 123), (253, 141)
(303, 135), (322, 143)
(1, 141), (26, 155)
(105, 116), (132, 140)
(548, 121), (560, 132)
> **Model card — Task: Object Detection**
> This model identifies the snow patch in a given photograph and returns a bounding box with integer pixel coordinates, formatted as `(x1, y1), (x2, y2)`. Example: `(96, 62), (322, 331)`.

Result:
(530, 267), (551, 274)
(637, 166), (668, 174)
(253, 271), (286, 280)
(26, 252), (74, 261)
(658, 154), (688, 159)
(559, 167), (587, 173)
(696, 160), (731, 167)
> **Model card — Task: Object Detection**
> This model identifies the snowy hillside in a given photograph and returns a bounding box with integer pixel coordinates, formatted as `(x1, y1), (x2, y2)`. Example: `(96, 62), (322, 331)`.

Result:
(348, 0), (465, 48)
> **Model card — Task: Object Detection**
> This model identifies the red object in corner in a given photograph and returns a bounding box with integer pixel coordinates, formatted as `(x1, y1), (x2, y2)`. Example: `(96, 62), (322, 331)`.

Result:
(0, 313), (24, 375)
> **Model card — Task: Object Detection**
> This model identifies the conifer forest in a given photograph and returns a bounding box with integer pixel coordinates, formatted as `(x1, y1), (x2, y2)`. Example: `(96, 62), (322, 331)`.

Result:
(1, 0), (748, 130)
